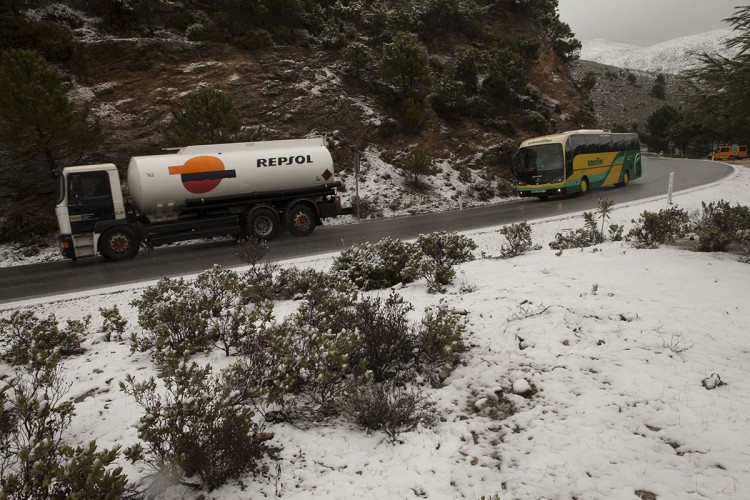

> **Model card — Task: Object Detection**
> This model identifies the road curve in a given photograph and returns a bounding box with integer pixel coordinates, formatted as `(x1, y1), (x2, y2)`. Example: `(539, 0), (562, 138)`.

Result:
(0, 157), (733, 305)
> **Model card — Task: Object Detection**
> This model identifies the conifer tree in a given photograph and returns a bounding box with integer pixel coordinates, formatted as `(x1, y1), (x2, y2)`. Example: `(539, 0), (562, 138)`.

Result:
(164, 88), (243, 146)
(380, 31), (432, 98)
(0, 49), (102, 178)
(683, 5), (750, 141)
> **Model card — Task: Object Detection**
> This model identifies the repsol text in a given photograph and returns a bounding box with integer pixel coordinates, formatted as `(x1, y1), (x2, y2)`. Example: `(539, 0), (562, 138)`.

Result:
(257, 155), (313, 167)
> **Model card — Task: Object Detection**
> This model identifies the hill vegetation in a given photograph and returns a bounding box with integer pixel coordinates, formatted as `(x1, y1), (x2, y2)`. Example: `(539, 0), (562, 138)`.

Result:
(0, 0), (587, 243)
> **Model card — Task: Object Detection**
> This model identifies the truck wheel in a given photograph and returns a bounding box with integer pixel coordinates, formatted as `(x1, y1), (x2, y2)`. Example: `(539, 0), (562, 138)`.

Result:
(100, 227), (139, 261)
(245, 208), (278, 241)
(287, 205), (316, 237)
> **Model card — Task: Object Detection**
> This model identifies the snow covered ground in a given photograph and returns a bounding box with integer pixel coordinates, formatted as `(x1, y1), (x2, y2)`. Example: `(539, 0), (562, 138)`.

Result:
(1, 159), (749, 499)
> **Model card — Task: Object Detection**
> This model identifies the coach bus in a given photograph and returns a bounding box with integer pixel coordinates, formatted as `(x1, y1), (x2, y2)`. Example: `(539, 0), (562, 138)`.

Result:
(512, 130), (642, 200)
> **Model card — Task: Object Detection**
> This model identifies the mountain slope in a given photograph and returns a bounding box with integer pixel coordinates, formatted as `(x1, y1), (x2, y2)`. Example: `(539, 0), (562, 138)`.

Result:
(580, 29), (736, 75)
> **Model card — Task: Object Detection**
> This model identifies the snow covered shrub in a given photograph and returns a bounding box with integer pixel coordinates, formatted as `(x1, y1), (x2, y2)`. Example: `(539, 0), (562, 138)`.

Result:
(693, 200), (750, 252)
(236, 236), (270, 267)
(130, 277), (212, 362)
(343, 381), (434, 443)
(185, 22), (224, 42)
(352, 292), (416, 382)
(498, 221), (540, 258)
(626, 206), (690, 248)
(496, 178), (518, 198)
(332, 237), (414, 290)
(0, 310), (86, 367)
(0, 362), (127, 498)
(99, 305), (127, 342)
(467, 179), (496, 201)
(120, 360), (267, 492)
(549, 211), (603, 250)
(404, 231), (477, 293)
(273, 266), (356, 301)
(265, 321), (364, 414)
(550, 200), (617, 250)
(343, 41), (374, 80)
(417, 301), (467, 371)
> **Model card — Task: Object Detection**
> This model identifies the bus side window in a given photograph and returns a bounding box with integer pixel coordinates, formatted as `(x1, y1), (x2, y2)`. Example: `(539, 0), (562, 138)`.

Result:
(583, 135), (596, 154)
(569, 135), (585, 156)
(599, 135), (612, 153)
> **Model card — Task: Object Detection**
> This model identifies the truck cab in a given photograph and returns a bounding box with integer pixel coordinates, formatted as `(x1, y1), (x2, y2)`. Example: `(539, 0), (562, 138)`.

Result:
(55, 164), (128, 259)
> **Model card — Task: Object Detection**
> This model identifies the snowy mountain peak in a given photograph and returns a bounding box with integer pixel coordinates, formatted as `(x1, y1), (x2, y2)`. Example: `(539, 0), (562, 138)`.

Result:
(580, 29), (737, 74)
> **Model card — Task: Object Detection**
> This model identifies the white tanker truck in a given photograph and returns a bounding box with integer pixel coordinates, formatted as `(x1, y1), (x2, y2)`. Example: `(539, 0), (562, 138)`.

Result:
(54, 138), (346, 261)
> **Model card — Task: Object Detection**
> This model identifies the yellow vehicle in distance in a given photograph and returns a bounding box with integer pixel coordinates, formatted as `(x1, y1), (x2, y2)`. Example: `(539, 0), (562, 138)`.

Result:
(710, 144), (748, 161)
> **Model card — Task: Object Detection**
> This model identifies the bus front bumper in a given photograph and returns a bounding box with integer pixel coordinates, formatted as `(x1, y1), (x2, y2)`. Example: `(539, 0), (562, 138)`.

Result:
(518, 187), (569, 198)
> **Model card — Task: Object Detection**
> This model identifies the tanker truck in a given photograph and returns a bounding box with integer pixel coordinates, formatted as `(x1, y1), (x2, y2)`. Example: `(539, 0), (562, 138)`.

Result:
(54, 138), (345, 261)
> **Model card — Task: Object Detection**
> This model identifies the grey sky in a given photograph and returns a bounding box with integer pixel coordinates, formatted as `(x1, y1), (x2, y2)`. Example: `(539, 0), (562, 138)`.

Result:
(557, 0), (743, 46)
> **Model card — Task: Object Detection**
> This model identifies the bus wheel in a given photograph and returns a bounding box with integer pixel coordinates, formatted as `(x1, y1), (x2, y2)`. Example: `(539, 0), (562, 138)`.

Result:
(100, 226), (140, 261)
(287, 204), (316, 237)
(579, 177), (589, 195)
(618, 170), (630, 187)
(245, 208), (279, 241)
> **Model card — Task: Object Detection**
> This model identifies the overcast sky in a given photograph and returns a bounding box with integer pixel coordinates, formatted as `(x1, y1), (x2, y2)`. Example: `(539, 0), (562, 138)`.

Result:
(557, 0), (742, 46)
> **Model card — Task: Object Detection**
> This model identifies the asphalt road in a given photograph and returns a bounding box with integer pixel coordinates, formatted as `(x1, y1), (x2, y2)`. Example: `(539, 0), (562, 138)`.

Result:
(0, 157), (733, 304)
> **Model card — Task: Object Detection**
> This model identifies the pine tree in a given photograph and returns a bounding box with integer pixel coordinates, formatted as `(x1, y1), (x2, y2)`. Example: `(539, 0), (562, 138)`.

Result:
(0, 49), (102, 178)
(683, 5), (750, 141)
(380, 31), (432, 98)
(164, 88), (243, 146)
(402, 147), (432, 186)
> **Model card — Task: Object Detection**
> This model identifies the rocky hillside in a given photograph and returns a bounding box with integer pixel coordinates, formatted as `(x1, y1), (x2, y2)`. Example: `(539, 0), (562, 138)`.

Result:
(568, 59), (682, 136)
(1, 1), (588, 220)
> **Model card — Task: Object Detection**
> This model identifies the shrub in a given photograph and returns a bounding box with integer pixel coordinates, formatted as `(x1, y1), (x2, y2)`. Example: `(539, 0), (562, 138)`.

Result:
(129, 277), (212, 362)
(185, 22), (225, 42)
(0, 363), (126, 498)
(498, 221), (540, 258)
(343, 41), (374, 80)
(404, 231), (477, 293)
(352, 292), (416, 382)
(417, 300), (467, 368)
(0, 210), (58, 245)
(236, 236), (270, 267)
(549, 200), (618, 251)
(265, 321), (364, 413)
(274, 266), (356, 301)
(121, 360), (267, 492)
(233, 29), (274, 50)
(467, 179), (496, 201)
(288, 274), (358, 336)
(343, 381), (434, 443)
(496, 178), (518, 198)
(99, 305), (127, 342)
(693, 200), (750, 252)
(626, 206), (690, 248)
(0, 310), (86, 367)
(332, 237), (414, 290)
(549, 211), (604, 250)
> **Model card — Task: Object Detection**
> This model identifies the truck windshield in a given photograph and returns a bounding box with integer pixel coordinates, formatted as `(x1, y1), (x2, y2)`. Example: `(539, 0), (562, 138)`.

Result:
(514, 143), (564, 184)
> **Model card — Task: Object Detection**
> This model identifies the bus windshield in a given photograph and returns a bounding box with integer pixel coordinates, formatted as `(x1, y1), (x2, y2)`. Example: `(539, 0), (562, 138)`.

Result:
(514, 143), (564, 184)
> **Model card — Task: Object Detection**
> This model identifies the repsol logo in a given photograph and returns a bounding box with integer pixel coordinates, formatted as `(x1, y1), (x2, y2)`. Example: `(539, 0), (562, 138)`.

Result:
(257, 155), (313, 167)
(587, 157), (604, 167)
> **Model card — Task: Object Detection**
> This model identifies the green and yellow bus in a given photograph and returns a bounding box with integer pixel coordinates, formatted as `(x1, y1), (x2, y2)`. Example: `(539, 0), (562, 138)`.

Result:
(512, 129), (642, 200)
